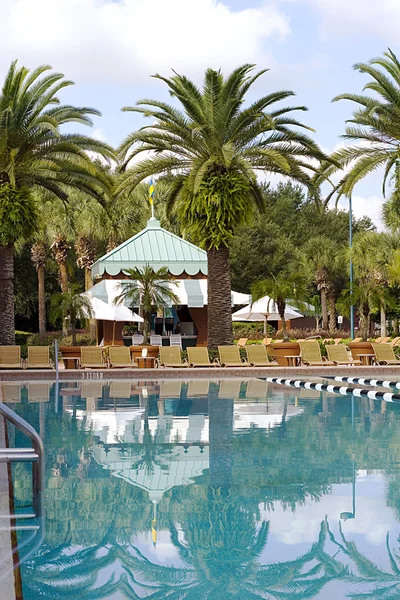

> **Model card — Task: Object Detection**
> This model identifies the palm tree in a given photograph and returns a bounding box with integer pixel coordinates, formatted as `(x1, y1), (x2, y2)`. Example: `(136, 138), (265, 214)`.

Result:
(30, 240), (48, 334)
(0, 60), (114, 344)
(318, 49), (400, 203)
(50, 286), (93, 345)
(114, 266), (179, 342)
(117, 65), (327, 348)
(252, 268), (308, 340)
(303, 236), (344, 332)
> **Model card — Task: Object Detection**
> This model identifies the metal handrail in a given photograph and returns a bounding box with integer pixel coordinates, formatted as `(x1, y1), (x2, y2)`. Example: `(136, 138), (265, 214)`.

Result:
(0, 402), (45, 519)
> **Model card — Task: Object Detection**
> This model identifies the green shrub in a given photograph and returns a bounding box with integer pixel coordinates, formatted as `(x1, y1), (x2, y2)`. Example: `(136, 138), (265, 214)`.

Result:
(59, 334), (95, 347)
(232, 321), (273, 339)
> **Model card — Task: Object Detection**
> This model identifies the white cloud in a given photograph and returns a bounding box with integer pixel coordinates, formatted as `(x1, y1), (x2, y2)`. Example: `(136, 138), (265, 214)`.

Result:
(0, 0), (290, 83)
(301, 0), (400, 41)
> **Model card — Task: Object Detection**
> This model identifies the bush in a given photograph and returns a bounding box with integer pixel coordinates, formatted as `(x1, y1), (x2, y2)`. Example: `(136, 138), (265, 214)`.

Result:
(274, 328), (351, 340)
(232, 321), (274, 339)
(59, 334), (95, 347)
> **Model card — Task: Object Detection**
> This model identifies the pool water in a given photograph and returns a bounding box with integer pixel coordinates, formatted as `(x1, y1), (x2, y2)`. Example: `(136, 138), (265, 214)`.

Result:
(6, 378), (400, 599)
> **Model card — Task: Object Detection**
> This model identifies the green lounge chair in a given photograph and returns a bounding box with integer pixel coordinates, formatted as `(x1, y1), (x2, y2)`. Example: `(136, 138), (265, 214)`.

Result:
(0, 346), (22, 369)
(299, 341), (335, 366)
(80, 347), (107, 369)
(157, 346), (189, 368)
(218, 346), (249, 367)
(372, 343), (400, 365)
(109, 346), (137, 368)
(326, 344), (361, 366)
(187, 347), (217, 367)
(246, 345), (278, 367)
(26, 346), (53, 369)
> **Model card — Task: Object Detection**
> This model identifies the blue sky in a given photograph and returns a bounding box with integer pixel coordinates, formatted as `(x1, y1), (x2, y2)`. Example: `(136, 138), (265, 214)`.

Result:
(1, 0), (399, 226)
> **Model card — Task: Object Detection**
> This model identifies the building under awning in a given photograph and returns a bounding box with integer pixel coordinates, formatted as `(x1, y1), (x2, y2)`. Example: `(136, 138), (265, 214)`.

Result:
(90, 217), (250, 346)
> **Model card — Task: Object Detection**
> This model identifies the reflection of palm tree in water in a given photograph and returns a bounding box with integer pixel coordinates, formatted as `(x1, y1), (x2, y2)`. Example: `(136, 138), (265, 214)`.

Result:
(327, 522), (400, 599)
(130, 397), (171, 476)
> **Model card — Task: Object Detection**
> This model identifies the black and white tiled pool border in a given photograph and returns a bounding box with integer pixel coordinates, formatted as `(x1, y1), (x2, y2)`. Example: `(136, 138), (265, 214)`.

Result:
(265, 377), (400, 402)
(332, 376), (400, 390)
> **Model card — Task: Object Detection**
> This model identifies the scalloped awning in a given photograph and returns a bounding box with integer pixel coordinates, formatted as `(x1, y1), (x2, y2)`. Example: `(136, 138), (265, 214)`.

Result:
(91, 217), (208, 279)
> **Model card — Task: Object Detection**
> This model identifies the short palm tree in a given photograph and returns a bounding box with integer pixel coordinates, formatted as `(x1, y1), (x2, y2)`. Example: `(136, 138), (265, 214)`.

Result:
(252, 268), (307, 340)
(114, 266), (179, 342)
(50, 285), (93, 345)
(118, 65), (327, 348)
(0, 60), (114, 344)
(318, 49), (400, 202)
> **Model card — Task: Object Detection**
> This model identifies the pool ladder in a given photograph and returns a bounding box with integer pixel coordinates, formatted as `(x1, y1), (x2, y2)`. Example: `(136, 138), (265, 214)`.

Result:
(0, 402), (44, 532)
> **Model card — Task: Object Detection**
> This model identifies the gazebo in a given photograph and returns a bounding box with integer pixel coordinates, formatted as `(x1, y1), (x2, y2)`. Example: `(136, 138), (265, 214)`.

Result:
(90, 217), (250, 346)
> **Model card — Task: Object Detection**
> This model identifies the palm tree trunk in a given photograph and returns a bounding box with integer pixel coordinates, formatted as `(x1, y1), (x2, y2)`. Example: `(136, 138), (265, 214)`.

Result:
(208, 386), (233, 488)
(0, 245), (15, 345)
(361, 303), (370, 342)
(328, 291), (336, 333)
(60, 262), (69, 294)
(71, 322), (77, 346)
(321, 288), (328, 331)
(277, 300), (287, 340)
(37, 264), (46, 335)
(207, 247), (233, 349)
(85, 269), (97, 341)
(380, 305), (387, 337)
(143, 310), (150, 343)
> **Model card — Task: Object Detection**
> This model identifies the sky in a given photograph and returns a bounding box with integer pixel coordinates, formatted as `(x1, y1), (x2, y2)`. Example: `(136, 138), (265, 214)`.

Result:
(1, 0), (400, 227)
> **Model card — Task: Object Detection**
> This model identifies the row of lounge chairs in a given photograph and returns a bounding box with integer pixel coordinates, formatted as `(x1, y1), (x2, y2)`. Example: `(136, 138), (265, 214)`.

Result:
(1, 341), (400, 370)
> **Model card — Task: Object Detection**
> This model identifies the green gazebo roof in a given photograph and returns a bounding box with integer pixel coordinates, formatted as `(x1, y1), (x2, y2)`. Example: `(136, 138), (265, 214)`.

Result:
(91, 217), (208, 278)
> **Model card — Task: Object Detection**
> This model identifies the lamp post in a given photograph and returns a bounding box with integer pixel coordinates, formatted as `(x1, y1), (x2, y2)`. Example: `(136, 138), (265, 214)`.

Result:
(349, 196), (355, 340)
(340, 397), (356, 520)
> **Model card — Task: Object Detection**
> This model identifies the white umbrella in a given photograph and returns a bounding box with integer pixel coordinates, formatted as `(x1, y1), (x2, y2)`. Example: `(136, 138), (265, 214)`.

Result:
(82, 296), (143, 323)
(232, 295), (303, 334)
(82, 295), (143, 345)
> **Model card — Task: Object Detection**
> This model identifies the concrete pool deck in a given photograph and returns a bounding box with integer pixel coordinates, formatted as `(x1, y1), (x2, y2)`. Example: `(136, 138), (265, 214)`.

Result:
(1, 365), (400, 381)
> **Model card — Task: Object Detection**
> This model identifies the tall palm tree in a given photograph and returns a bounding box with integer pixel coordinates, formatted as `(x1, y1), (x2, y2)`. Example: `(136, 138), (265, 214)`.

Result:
(117, 65), (327, 348)
(0, 60), (114, 344)
(303, 236), (344, 332)
(114, 266), (179, 342)
(31, 240), (48, 334)
(318, 49), (400, 203)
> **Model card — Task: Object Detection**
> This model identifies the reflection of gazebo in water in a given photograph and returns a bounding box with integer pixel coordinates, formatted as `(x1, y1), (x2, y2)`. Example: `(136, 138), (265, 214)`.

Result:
(90, 217), (250, 346)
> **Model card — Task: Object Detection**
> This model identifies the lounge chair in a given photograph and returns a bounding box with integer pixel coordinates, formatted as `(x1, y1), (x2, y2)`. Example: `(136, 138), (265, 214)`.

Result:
(218, 346), (249, 367)
(326, 344), (362, 366)
(380, 336), (391, 344)
(27, 383), (51, 403)
(187, 347), (217, 367)
(246, 345), (278, 367)
(109, 346), (137, 368)
(159, 380), (182, 398)
(109, 381), (132, 399)
(218, 380), (242, 399)
(26, 346), (53, 369)
(372, 343), (400, 365)
(157, 346), (189, 368)
(150, 335), (162, 346)
(0, 346), (22, 369)
(187, 380), (210, 397)
(352, 337), (362, 343)
(170, 335), (182, 348)
(374, 336), (383, 343)
(246, 379), (268, 399)
(299, 341), (335, 366)
(80, 347), (107, 369)
(237, 338), (248, 348)
(1, 383), (22, 403)
(333, 338), (343, 344)
(262, 337), (273, 346)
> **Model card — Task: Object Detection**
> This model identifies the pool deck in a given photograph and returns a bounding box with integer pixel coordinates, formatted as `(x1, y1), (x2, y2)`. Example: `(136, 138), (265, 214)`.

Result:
(1, 365), (400, 381)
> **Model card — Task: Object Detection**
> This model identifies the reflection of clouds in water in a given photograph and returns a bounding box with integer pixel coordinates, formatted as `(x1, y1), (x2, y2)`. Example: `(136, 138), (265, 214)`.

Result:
(259, 474), (398, 547)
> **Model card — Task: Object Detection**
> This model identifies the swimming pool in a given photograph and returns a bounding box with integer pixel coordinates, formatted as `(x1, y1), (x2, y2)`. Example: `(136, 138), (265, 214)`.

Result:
(5, 377), (400, 599)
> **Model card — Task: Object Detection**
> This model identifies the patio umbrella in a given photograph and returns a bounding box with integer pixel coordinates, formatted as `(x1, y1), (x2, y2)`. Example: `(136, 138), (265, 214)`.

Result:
(82, 296), (143, 344)
(232, 295), (303, 334)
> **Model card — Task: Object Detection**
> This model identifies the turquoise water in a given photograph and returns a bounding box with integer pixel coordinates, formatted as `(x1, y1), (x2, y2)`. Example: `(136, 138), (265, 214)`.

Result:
(6, 378), (400, 599)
